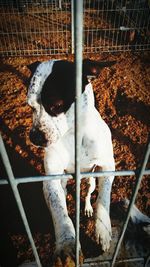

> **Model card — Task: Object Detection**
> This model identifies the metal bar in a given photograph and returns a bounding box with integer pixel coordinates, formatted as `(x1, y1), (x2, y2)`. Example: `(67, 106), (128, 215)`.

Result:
(58, 0), (62, 10)
(74, 0), (83, 265)
(1, 169), (150, 185)
(71, 0), (74, 54)
(145, 254), (150, 267)
(83, 256), (145, 266)
(0, 135), (42, 267)
(111, 141), (150, 267)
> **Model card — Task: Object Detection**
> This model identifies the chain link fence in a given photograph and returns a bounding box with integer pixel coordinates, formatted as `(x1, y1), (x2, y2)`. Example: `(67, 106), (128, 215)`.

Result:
(0, 0), (150, 56)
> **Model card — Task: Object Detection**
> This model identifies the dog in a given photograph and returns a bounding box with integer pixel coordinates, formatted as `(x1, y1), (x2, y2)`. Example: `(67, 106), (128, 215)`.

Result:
(27, 59), (150, 266)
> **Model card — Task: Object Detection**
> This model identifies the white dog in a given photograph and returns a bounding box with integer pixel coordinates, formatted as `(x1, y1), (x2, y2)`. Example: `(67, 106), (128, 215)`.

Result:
(27, 59), (150, 265)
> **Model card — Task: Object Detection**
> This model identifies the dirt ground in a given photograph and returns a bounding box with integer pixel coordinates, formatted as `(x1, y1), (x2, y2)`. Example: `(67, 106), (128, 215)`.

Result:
(0, 51), (150, 266)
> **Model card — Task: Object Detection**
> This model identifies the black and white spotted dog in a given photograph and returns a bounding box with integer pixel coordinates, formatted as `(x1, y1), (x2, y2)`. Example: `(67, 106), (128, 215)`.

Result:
(27, 59), (150, 265)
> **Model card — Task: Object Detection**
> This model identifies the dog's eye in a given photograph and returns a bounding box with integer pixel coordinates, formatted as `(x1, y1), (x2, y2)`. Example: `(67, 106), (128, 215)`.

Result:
(48, 100), (64, 116)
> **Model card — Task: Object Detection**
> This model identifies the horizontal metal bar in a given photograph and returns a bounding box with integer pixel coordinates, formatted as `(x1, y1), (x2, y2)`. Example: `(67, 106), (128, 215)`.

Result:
(83, 256), (145, 266)
(83, 26), (148, 32)
(84, 8), (149, 12)
(0, 169), (150, 185)
(0, 30), (70, 35)
(0, 8), (149, 14)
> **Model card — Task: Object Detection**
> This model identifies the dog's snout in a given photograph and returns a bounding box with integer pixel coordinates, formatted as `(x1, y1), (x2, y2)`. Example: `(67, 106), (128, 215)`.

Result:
(29, 128), (47, 147)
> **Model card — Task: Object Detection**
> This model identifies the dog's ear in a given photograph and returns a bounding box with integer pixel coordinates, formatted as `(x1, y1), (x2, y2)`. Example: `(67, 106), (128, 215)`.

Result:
(27, 61), (41, 74)
(83, 59), (116, 82)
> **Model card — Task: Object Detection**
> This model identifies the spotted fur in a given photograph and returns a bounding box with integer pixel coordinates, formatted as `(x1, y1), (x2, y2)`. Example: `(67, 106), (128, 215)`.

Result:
(27, 59), (150, 265)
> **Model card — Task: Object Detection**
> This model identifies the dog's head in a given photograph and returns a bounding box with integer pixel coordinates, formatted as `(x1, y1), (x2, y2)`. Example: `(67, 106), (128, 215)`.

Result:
(27, 59), (116, 147)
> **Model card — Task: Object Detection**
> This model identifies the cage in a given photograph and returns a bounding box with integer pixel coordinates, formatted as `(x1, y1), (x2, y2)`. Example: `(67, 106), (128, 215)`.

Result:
(0, 1), (150, 267)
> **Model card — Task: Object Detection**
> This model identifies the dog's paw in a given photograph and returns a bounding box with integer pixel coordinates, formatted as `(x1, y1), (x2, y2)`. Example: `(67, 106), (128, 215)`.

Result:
(53, 241), (84, 267)
(85, 206), (93, 217)
(95, 204), (112, 251)
(84, 197), (93, 217)
(85, 201), (93, 217)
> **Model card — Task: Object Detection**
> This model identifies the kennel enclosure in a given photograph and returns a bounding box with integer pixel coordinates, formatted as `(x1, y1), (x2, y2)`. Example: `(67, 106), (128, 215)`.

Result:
(0, 0), (150, 56)
(0, 1), (150, 267)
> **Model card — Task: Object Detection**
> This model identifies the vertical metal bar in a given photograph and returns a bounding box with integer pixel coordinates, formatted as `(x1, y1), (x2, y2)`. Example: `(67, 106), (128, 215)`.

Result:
(146, 14), (150, 51)
(111, 141), (150, 267)
(0, 135), (42, 267)
(71, 0), (74, 54)
(132, 1), (139, 50)
(74, 0), (83, 266)
(58, 0), (62, 9)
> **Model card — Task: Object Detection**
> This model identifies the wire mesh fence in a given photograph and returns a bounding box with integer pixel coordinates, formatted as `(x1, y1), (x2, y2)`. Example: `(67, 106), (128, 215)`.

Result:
(0, 0), (71, 56)
(0, 0), (150, 56)
(83, 0), (150, 53)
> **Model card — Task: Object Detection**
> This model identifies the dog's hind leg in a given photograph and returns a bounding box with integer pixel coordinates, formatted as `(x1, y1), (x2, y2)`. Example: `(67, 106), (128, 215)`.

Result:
(85, 165), (96, 217)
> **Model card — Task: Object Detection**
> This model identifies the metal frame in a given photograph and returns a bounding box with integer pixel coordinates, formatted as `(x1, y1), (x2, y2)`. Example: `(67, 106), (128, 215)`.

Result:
(0, 1), (150, 266)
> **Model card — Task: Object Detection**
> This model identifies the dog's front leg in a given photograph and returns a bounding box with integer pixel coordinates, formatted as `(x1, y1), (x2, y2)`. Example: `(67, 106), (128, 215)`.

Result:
(95, 166), (114, 252)
(43, 178), (76, 264)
